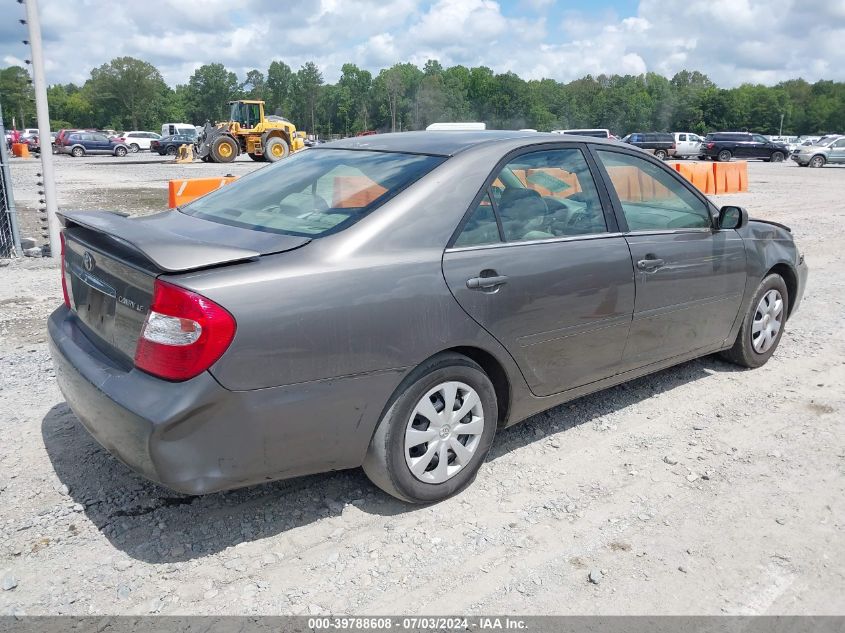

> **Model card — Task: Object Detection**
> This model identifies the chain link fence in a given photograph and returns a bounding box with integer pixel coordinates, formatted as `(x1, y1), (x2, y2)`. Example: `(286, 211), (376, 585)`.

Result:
(1, 104), (23, 258)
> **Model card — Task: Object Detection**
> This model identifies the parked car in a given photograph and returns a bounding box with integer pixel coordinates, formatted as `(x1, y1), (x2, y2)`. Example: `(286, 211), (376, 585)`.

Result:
(673, 132), (705, 158)
(122, 131), (162, 153)
(49, 131), (807, 503)
(701, 132), (789, 162)
(151, 134), (195, 156)
(790, 135), (845, 168)
(55, 131), (129, 157)
(622, 132), (676, 160)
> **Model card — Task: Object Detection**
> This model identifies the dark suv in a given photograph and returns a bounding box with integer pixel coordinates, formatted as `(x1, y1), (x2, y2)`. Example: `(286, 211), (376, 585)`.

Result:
(622, 132), (675, 160)
(56, 132), (129, 158)
(701, 132), (789, 162)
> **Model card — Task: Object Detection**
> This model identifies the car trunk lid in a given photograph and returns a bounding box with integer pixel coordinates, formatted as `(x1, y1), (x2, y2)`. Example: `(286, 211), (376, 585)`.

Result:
(60, 210), (310, 365)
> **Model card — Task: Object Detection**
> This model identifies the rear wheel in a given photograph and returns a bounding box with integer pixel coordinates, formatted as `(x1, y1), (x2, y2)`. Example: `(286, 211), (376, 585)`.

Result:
(809, 155), (825, 168)
(717, 149), (732, 162)
(129, 143), (140, 153)
(770, 151), (785, 163)
(363, 353), (497, 503)
(654, 149), (668, 160)
(211, 136), (238, 163)
(721, 274), (788, 368)
(263, 137), (290, 163)
(71, 146), (85, 158)
(165, 145), (177, 156)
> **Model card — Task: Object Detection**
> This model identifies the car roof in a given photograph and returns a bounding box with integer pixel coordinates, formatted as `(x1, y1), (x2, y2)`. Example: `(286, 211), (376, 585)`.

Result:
(320, 130), (619, 157)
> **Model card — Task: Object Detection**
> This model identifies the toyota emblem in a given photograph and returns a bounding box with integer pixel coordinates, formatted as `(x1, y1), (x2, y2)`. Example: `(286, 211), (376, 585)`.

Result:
(83, 251), (95, 272)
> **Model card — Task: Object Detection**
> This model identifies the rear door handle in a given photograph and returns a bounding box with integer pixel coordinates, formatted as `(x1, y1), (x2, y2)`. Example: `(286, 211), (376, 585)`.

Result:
(637, 258), (665, 271)
(466, 275), (508, 290)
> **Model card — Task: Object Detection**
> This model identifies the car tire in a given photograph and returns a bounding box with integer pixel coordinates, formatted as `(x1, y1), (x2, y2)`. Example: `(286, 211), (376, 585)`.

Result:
(654, 149), (668, 160)
(717, 150), (732, 162)
(165, 146), (177, 156)
(71, 146), (84, 158)
(129, 143), (140, 153)
(809, 155), (825, 168)
(721, 274), (789, 369)
(363, 352), (498, 503)
(114, 146), (127, 157)
(770, 151), (785, 163)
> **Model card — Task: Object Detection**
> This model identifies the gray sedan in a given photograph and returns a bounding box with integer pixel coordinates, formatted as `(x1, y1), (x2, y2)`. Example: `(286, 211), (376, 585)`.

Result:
(49, 131), (808, 503)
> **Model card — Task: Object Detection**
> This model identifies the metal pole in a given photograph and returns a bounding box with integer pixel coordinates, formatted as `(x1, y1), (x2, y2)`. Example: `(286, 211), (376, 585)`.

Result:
(0, 103), (23, 256)
(779, 113), (784, 137)
(24, 0), (60, 257)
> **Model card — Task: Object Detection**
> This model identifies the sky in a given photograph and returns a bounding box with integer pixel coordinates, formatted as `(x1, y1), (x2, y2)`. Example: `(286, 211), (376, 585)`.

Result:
(1, 0), (845, 88)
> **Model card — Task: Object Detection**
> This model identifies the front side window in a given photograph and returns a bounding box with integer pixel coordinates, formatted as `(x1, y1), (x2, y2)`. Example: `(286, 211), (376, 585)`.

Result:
(453, 148), (607, 246)
(183, 148), (444, 237)
(595, 150), (711, 231)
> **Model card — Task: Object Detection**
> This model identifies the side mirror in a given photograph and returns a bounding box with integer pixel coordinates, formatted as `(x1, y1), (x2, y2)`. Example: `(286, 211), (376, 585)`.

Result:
(718, 205), (748, 230)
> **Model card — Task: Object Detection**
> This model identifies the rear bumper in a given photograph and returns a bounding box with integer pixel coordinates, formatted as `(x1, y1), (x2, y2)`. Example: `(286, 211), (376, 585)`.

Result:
(48, 306), (403, 494)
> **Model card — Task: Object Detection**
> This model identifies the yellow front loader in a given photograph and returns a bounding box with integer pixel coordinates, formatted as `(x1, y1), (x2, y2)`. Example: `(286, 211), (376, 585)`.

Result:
(195, 100), (306, 163)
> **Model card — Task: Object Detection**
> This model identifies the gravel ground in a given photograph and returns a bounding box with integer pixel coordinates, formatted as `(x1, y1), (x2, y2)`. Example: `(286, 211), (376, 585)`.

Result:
(0, 159), (843, 616)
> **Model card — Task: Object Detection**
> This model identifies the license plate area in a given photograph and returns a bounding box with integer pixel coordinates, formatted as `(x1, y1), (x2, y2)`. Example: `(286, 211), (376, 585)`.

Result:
(70, 262), (117, 344)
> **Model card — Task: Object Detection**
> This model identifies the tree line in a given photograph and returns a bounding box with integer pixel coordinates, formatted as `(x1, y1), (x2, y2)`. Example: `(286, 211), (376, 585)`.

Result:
(2, 57), (845, 137)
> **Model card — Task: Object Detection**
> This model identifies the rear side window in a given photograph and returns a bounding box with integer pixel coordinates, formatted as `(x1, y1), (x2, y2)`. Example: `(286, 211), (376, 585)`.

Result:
(453, 193), (501, 247)
(183, 149), (445, 237)
(595, 150), (711, 231)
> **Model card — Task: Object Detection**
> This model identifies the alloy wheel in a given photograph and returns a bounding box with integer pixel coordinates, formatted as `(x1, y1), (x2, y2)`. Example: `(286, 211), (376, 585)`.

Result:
(751, 289), (783, 354)
(404, 381), (484, 484)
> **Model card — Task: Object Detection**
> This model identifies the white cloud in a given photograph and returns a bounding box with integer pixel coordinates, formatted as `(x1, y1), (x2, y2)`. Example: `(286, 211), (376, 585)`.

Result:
(1, 0), (844, 87)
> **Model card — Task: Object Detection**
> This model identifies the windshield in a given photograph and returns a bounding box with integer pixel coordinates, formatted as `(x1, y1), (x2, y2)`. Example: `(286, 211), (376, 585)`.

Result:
(182, 148), (445, 237)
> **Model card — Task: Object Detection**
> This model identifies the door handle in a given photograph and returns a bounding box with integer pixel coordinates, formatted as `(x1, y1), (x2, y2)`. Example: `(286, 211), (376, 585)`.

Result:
(466, 275), (508, 290)
(637, 257), (665, 271)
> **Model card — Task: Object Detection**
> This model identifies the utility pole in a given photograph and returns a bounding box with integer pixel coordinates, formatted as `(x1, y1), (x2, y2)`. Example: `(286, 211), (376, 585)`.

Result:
(779, 113), (784, 137)
(23, 0), (60, 257)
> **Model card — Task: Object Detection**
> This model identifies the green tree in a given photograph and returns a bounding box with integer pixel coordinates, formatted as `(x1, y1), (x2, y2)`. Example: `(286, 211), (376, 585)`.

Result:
(267, 61), (294, 116)
(186, 63), (240, 124)
(242, 69), (266, 101)
(87, 57), (170, 130)
(338, 63), (372, 131)
(0, 66), (36, 129)
(295, 61), (324, 133)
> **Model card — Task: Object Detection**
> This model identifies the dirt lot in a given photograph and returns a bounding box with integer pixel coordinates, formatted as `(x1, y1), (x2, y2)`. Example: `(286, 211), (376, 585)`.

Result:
(0, 157), (843, 616)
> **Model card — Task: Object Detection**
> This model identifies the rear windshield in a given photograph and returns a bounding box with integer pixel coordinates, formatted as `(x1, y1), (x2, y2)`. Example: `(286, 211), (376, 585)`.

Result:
(182, 148), (445, 237)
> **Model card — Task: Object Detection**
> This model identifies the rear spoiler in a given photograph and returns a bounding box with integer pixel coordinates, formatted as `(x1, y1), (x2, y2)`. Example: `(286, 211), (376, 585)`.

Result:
(59, 210), (261, 273)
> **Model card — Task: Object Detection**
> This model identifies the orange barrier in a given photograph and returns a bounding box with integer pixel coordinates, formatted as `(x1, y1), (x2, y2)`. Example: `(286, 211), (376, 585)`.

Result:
(332, 176), (387, 208)
(606, 165), (673, 202)
(512, 168), (583, 199)
(668, 161), (716, 194)
(712, 161), (748, 194)
(168, 176), (238, 208)
(11, 143), (30, 158)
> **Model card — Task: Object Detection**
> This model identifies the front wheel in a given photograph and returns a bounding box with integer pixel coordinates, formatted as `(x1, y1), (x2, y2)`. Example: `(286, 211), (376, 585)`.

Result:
(809, 155), (825, 168)
(363, 353), (497, 503)
(717, 149), (732, 162)
(211, 136), (238, 163)
(721, 274), (788, 368)
(114, 146), (127, 157)
(263, 137), (290, 162)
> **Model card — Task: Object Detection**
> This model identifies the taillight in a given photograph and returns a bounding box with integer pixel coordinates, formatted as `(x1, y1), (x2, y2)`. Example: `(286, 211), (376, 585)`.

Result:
(134, 279), (236, 381)
(707, 142), (715, 149)
(60, 233), (70, 308)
